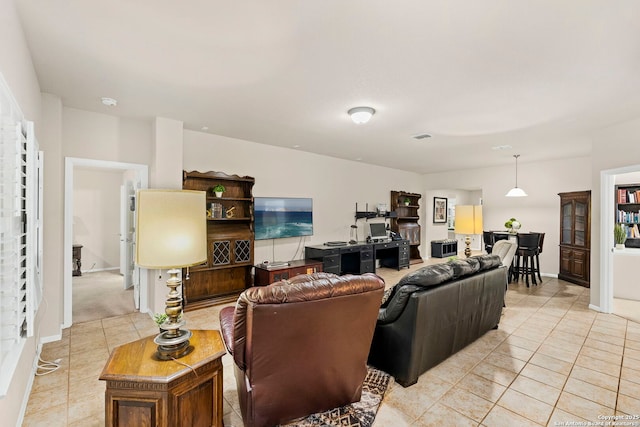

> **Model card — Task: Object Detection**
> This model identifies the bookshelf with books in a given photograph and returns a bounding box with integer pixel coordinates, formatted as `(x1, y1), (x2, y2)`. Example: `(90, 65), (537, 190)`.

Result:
(616, 184), (640, 248)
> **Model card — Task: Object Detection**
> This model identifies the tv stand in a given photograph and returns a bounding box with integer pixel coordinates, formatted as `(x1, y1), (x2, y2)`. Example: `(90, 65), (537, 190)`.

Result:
(254, 259), (323, 286)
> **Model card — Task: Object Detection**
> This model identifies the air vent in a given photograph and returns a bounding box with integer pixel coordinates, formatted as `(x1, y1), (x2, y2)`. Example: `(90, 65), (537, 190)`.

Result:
(413, 134), (432, 140)
(491, 144), (512, 150)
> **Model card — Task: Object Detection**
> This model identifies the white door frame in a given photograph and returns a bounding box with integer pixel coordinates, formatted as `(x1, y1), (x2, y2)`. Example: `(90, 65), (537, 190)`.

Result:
(64, 157), (149, 328)
(599, 163), (640, 314)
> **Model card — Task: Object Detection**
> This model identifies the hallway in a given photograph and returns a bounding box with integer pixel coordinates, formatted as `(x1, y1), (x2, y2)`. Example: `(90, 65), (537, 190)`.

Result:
(72, 270), (135, 324)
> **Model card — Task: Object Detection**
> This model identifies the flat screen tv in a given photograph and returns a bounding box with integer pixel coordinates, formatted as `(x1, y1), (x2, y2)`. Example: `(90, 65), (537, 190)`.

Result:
(254, 197), (313, 240)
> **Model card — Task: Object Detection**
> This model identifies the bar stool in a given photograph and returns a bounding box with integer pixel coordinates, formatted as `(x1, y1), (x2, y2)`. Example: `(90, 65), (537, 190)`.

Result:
(531, 232), (545, 282)
(483, 231), (494, 253)
(493, 232), (510, 244)
(515, 233), (540, 287)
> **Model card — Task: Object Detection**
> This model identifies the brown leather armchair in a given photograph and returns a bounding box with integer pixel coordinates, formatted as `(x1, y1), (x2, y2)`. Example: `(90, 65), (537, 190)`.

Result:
(219, 272), (384, 427)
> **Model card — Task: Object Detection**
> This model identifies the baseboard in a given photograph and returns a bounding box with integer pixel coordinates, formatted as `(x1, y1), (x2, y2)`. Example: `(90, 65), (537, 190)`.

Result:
(17, 341), (40, 427)
(589, 303), (603, 312)
(83, 267), (120, 274)
(18, 329), (66, 424)
(41, 331), (63, 344)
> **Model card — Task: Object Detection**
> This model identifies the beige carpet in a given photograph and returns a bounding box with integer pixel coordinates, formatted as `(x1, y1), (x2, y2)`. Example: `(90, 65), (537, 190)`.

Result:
(72, 270), (136, 323)
(613, 297), (640, 324)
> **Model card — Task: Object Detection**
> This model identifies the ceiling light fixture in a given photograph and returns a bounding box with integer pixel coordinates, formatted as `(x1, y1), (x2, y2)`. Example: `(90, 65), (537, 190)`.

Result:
(505, 154), (527, 197)
(348, 106), (375, 124)
(101, 97), (117, 107)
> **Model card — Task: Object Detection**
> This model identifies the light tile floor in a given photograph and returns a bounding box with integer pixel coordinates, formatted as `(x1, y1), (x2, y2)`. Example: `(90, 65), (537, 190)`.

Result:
(22, 266), (640, 426)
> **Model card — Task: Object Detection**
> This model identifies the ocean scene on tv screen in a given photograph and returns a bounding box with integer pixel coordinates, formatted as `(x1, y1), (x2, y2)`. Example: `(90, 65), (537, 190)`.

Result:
(255, 197), (313, 240)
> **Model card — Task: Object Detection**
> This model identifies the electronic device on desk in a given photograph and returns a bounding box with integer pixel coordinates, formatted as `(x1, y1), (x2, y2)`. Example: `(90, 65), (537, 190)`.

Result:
(324, 241), (347, 247)
(389, 231), (403, 241)
(261, 260), (290, 269)
(368, 222), (390, 243)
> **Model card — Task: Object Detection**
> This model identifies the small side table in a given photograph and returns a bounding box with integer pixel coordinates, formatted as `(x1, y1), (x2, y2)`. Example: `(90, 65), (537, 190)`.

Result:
(72, 244), (83, 276)
(430, 240), (458, 258)
(99, 329), (226, 427)
(253, 259), (323, 286)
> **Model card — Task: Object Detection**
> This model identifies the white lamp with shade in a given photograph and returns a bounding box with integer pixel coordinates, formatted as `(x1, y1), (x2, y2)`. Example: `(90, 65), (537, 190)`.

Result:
(454, 205), (483, 258)
(135, 189), (207, 360)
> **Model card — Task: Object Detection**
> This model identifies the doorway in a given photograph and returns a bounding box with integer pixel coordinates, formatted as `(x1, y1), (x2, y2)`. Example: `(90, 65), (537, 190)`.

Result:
(600, 164), (640, 321)
(63, 158), (148, 328)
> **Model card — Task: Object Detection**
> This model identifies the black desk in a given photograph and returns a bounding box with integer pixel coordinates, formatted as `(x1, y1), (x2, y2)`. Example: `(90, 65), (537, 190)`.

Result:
(305, 240), (410, 275)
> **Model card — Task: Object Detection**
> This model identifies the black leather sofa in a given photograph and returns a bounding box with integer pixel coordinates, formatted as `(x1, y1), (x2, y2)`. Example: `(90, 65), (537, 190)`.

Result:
(368, 254), (506, 387)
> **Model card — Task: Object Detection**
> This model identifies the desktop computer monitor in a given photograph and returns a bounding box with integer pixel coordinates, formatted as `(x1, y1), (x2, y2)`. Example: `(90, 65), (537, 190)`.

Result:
(368, 222), (388, 241)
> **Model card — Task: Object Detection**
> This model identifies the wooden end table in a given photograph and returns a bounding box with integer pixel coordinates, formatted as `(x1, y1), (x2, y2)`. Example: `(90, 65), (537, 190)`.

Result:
(253, 259), (323, 286)
(99, 329), (226, 427)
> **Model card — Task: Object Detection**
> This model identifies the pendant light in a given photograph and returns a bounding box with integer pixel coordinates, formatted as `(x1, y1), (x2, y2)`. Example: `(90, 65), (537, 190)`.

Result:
(505, 154), (527, 197)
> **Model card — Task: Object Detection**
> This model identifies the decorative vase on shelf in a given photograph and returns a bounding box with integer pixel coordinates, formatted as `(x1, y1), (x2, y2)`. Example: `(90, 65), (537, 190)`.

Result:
(211, 184), (225, 198)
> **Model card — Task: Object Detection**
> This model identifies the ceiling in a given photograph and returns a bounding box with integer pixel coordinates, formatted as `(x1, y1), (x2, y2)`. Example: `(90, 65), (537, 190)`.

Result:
(16, 1), (640, 174)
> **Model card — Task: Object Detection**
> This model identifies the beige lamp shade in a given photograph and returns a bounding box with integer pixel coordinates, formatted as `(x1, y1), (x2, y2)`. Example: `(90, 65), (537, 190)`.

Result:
(135, 189), (207, 269)
(454, 205), (483, 235)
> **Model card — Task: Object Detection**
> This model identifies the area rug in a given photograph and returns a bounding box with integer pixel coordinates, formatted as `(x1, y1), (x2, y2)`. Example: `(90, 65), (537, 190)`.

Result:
(281, 366), (391, 427)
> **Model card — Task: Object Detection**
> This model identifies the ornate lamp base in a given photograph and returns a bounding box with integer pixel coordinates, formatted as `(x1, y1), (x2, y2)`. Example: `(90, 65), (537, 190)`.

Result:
(154, 329), (193, 360)
(464, 235), (472, 258)
(154, 268), (193, 360)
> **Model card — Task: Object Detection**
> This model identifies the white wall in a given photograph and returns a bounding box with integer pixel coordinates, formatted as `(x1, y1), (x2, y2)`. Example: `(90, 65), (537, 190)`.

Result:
(33, 104), (153, 340)
(182, 130), (424, 264)
(591, 117), (640, 308)
(422, 157), (592, 275)
(0, 0), (41, 123)
(62, 107), (152, 164)
(616, 171), (640, 185)
(0, 0), (43, 423)
(73, 169), (124, 271)
(423, 189), (483, 255)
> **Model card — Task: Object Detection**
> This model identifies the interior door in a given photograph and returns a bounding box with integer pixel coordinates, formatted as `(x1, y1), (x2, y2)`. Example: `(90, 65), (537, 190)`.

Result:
(120, 180), (139, 309)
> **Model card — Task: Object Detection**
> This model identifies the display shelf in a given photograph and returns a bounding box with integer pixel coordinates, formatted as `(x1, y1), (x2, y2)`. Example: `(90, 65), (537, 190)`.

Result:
(390, 191), (423, 263)
(559, 190), (591, 287)
(615, 184), (640, 248)
(354, 203), (397, 221)
(183, 170), (255, 309)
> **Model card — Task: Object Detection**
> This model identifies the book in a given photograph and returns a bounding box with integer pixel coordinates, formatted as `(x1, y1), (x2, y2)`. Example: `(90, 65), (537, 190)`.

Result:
(619, 189), (627, 203)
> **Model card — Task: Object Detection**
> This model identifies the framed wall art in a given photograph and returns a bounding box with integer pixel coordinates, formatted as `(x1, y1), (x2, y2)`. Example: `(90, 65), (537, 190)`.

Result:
(433, 197), (447, 223)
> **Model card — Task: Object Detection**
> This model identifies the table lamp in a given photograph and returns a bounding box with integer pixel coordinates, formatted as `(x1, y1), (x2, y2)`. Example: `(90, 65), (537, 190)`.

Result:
(455, 205), (483, 258)
(135, 189), (207, 360)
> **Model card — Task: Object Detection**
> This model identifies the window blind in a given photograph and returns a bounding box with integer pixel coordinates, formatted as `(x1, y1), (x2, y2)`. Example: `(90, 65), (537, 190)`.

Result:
(0, 74), (42, 396)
